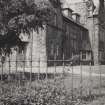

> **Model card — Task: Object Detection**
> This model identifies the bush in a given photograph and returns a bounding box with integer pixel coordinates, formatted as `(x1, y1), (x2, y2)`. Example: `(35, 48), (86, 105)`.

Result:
(0, 77), (75, 105)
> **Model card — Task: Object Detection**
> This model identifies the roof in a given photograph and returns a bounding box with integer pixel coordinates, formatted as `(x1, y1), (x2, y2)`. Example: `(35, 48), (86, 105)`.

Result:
(72, 12), (80, 16)
(63, 14), (88, 30)
(62, 8), (73, 12)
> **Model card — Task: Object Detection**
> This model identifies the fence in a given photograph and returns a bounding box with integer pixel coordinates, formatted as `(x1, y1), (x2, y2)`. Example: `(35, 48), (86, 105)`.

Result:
(0, 52), (105, 104)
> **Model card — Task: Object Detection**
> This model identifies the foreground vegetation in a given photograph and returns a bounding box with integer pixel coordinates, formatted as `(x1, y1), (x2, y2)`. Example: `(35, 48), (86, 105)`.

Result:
(0, 77), (74, 105)
(0, 73), (105, 105)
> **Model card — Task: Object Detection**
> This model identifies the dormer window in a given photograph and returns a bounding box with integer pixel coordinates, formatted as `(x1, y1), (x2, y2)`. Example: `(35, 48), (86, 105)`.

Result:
(62, 8), (73, 19)
(72, 13), (80, 23)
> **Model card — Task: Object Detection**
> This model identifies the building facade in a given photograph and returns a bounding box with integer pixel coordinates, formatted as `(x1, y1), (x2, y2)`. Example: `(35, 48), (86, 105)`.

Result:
(62, 8), (92, 65)
(0, 0), (92, 73)
(65, 0), (105, 65)
(0, 0), (64, 71)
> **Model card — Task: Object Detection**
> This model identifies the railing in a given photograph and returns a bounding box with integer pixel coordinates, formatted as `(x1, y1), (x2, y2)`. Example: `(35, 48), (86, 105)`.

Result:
(0, 54), (105, 104)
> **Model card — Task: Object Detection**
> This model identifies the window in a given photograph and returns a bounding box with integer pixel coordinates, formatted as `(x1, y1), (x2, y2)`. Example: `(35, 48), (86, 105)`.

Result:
(71, 39), (77, 51)
(56, 45), (59, 56)
(54, 14), (57, 26)
(17, 43), (28, 67)
(99, 51), (104, 60)
(71, 40), (74, 48)
(18, 42), (28, 59)
(19, 44), (26, 54)
(82, 52), (86, 60)
(51, 44), (54, 56)
(73, 40), (77, 51)
(66, 25), (69, 35)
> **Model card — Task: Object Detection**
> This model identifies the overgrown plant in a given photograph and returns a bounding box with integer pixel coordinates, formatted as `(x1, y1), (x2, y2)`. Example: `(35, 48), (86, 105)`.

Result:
(0, 77), (73, 105)
(0, 0), (59, 55)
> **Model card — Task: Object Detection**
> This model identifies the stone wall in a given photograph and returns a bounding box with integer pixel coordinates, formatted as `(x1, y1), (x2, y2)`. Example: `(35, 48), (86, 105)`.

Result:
(69, 2), (88, 25)
(25, 27), (47, 70)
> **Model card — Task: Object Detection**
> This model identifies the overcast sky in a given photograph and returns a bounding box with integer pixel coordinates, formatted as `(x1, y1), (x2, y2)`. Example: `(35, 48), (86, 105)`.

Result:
(64, 0), (99, 7)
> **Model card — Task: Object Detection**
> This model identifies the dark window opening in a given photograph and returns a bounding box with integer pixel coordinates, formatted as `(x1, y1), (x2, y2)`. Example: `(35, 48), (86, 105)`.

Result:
(82, 52), (86, 60)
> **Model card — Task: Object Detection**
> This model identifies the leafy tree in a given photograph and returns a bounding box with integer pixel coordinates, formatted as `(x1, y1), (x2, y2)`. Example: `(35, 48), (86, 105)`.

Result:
(0, 0), (57, 55)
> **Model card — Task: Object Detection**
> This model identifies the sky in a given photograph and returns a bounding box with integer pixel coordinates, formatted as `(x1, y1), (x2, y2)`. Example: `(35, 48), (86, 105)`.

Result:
(63, 0), (99, 7)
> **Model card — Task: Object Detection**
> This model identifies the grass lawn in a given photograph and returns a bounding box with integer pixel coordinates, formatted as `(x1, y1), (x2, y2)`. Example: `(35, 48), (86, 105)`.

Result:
(62, 66), (105, 105)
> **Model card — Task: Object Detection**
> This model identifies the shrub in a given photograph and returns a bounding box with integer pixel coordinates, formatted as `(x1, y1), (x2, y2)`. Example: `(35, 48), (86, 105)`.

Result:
(0, 77), (74, 105)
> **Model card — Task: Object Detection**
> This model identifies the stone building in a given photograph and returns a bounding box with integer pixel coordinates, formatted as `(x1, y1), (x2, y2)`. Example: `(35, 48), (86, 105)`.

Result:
(0, 0), (64, 72)
(64, 0), (105, 65)
(62, 8), (92, 65)
(0, 0), (92, 74)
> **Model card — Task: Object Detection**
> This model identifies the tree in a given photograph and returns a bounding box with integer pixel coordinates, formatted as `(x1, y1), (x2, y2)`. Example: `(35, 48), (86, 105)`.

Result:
(0, 0), (56, 55)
